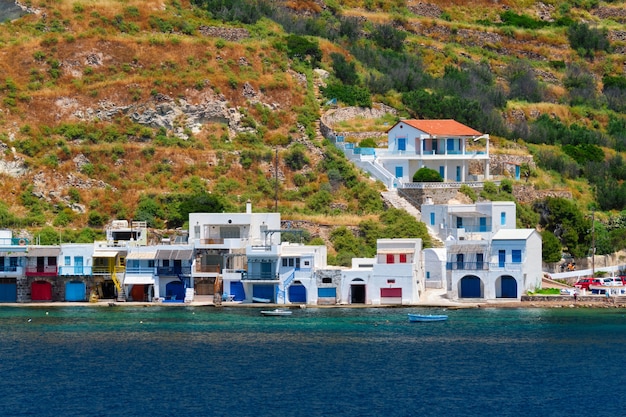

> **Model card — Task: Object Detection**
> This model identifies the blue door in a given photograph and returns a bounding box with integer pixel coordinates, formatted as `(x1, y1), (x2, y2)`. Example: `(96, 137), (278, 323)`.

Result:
(479, 217), (487, 232)
(456, 166), (461, 181)
(253, 284), (275, 302)
(65, 281), (86, 301)
(447, 138), (454, 152)
(439, 166), (444, 179)
(165, 281), (184, 302)
(398, 138), (406, 151)
(0, 279), (17, 302)
(318, 287), (336, 298)
(499, 250), (506, 267)
(288, 284), (307, 303)
(260, 262), (272, 279)
(395, 166), (403, 179)
(230, 281), (245, 301)
(501, 276), (517, 298)
(456, 254), (464, 270)
(515, 165), (521, 180)
(460, 276), (481, 298)
(75, 256), (83, 274)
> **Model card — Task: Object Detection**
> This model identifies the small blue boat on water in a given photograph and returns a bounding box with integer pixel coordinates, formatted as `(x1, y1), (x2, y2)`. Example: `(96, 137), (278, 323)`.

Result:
(408, 313), (448, 322)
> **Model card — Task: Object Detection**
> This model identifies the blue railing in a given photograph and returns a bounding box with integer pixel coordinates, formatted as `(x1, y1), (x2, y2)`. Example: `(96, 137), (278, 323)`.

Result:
(276, 270), (296, 303)
(126, 266), (156, 274)
(244, 272), (278, 281)
(446, 262), (523, 271)
(156, 266), (191, 276)
(354, 147), (376, 155)
(58, 266), (93, 275)
(446, 262), (488, 271)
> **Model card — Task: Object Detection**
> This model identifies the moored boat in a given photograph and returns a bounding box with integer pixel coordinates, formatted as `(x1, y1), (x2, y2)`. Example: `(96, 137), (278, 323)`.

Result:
(408, 313), (448, 322)
(260, 309), (292, 316)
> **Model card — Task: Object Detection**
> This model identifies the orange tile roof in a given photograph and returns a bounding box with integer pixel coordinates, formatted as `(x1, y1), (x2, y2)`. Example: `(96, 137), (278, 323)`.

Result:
(400, 119), (482, 136)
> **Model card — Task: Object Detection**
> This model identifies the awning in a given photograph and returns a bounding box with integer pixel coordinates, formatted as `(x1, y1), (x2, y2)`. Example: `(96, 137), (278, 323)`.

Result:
(126, 251), (157, 260)
(92, 251), (119, 258)
(124, 275), (155, 285)
(446, 244), (487, 254)
(156, 249), (193, 260)
(27, 247), (61, 257)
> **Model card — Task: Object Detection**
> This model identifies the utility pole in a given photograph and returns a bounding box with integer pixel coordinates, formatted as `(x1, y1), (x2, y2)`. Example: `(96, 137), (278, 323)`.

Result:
(274, 147), (278, 212)
(591, 209), (595, 278)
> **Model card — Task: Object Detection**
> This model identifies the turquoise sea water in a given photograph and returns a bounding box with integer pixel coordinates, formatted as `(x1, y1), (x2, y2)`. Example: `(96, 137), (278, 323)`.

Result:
(1, 306), (626, 417)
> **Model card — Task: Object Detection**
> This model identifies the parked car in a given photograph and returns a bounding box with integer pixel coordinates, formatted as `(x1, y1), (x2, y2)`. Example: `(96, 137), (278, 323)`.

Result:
(574, 278), (602, 290)
(604, 277), (625, 286)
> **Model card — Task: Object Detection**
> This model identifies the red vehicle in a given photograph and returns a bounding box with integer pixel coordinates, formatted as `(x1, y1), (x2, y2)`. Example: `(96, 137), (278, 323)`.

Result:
(574, 278), (602, 290)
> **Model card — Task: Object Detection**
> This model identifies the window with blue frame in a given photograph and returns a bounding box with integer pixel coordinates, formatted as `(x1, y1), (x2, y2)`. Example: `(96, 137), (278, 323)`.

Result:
(501, 212), (506, 226)
(512, 250), (522, 263)
(65, 256), (71, 265)
(430, 212), (435, 225)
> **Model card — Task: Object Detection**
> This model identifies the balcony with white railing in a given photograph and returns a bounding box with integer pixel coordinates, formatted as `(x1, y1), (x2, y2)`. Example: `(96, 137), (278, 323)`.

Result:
(194, 237), (248, 249)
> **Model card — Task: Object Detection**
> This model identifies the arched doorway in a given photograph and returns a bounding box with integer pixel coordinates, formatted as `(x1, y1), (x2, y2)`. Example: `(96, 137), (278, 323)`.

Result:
(288, 281), (307, 303)
(459, 275), (483, 298)
(350, 278), (366, 304)
(498, 275), (518, 298)
(31, 280), (52, 301)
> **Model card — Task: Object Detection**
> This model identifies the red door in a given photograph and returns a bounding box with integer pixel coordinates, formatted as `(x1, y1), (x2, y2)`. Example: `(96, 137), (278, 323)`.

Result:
(31, 281), (52, 301)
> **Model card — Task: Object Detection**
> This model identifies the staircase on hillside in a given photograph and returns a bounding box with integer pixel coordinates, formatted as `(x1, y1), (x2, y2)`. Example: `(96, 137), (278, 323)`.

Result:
(381, 190), (444, 247)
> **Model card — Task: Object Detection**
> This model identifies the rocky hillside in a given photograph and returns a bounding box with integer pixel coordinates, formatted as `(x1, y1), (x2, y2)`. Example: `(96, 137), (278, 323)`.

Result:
(0, 0), (625, 242)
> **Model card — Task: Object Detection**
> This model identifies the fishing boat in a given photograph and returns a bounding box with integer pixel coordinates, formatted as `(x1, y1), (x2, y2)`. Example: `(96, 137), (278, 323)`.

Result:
(408, 313), (448, 322)
(252, 297), (271, 303)
(260, 309), (293, 316)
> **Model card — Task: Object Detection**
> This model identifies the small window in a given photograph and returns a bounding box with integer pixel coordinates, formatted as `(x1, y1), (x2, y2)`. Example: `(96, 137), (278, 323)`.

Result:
(322, 277), (332, 284)
(512, 250), (522, 263)
(303, 261), (310, 267)
(386, 254), (394, 264)
(430, 212), (435, 226)
(387, 279), (395, 284)
(426, 271), (431, 279)
(282, 258), (288, 267)
(148, 260), (155, 268)
(65, 256), (71, 265)
(48, 257), (57, 266)
(501, 212), (506, 226)
(399, 253), (407, 263)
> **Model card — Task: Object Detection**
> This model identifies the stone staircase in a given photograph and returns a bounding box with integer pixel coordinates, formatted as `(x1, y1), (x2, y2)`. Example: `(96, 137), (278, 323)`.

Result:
(381, 189), (444, 247)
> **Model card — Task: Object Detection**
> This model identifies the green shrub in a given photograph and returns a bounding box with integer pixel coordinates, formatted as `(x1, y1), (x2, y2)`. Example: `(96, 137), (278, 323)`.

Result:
(412, 167), (442, 182)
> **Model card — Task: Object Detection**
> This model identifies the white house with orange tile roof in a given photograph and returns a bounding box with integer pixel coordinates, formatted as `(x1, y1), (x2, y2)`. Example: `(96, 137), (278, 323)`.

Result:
(378, 119), (490, 185)
(336, 119), (490, 188)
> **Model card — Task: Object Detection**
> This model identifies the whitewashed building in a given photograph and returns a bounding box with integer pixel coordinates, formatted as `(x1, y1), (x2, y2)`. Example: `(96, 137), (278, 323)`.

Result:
(421, 201), (542, 300)
(340, 239), (423, 305)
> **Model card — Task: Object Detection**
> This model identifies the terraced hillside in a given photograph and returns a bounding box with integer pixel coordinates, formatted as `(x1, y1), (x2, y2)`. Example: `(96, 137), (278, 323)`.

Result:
(0, 0), (625, 263)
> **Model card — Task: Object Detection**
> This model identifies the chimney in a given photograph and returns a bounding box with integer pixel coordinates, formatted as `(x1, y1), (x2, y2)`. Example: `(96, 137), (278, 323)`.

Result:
(246, 199), (252, 214)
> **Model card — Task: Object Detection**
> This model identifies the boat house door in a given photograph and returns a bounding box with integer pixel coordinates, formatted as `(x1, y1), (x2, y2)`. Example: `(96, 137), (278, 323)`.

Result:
(350, 279), (366, 303)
